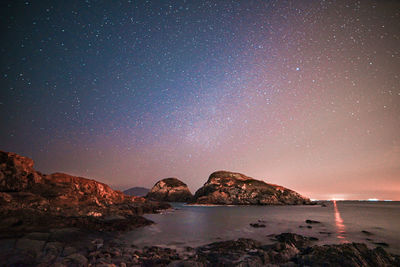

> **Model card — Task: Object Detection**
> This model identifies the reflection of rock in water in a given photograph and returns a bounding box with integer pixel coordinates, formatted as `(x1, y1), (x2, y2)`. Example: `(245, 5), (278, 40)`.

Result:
(333, 200), (347, 242)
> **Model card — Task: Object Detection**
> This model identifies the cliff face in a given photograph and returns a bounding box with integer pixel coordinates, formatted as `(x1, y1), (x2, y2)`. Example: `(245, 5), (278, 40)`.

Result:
(0, 150), (170, 235)
(147, 178), (193, 202)
(193, 171), (311, 205)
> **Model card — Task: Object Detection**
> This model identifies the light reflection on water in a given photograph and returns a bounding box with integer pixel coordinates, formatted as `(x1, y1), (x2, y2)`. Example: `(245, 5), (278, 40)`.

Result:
(333, 200), (347, 242)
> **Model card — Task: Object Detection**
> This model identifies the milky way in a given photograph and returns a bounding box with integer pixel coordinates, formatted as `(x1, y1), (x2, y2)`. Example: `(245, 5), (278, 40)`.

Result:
(1, 1), (399, 200)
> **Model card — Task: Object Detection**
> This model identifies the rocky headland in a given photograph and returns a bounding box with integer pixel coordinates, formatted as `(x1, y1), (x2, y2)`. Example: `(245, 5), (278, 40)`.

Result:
(146, 177), (193, 202)
(0, 150), (170, 237)
(193, 170), (311, 205)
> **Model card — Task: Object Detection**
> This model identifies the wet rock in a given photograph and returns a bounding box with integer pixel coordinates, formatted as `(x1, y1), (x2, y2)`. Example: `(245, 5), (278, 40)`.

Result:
(147, 178), (193, 202)
(319, 231), (332, 235)
(193, 171), (311, 205)
(361, 230), (373, 236)
(250, 223), (266, 228)
(373, 242), (389, 247)
(305, 219), (321, 224)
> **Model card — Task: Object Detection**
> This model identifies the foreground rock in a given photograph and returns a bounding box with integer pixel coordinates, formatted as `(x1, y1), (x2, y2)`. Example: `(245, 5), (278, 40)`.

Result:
(2, 232), (398, 267)
(147, 178), (193, 202)
(193, 170), (311, 205)
(0, 150), (170, 237)
(123, 186), (150, 197)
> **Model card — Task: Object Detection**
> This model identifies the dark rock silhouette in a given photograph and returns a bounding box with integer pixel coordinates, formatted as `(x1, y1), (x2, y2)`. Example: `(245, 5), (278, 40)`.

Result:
(146, 178), (193, 202)
(123, 186), (150, 197)
(193, 170), (311, 205)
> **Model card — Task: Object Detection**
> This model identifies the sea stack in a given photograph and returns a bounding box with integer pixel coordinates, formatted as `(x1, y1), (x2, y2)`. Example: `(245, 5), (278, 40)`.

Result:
(146, 178), (193, 202)
(193, 170), (311, 205)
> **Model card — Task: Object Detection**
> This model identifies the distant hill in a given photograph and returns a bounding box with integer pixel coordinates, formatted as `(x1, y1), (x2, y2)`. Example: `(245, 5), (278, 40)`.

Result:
(123, 187), (150, 197)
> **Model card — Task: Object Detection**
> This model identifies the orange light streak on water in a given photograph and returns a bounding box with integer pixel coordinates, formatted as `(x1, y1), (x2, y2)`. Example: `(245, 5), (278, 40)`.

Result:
(333, 200), (348, 242)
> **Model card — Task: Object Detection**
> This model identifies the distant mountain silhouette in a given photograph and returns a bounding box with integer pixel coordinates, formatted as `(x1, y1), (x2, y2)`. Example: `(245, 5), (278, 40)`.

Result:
(123, 187), (150, 197)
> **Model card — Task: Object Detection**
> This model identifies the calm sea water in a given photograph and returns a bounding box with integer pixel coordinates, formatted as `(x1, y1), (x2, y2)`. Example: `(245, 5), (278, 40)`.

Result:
(123, 201), (400, 254)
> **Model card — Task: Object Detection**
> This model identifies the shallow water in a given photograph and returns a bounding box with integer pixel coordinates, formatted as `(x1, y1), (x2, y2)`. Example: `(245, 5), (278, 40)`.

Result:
(123, 201), (400, 254)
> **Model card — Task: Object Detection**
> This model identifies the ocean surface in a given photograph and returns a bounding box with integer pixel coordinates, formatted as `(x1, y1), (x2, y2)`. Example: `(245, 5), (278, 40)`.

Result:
(123, 201), (400, 254)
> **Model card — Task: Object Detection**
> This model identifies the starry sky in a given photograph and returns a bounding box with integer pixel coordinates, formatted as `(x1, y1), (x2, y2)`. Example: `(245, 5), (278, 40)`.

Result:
(1, 0), (399, 200)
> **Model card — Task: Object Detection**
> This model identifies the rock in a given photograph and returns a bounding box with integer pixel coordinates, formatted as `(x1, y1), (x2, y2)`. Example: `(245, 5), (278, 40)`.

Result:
(193, 171), (311, 205)
(250, 223), (266, 228)
(63, 253), (88, 266)
(123, 187), (150, 197)
(295, 243), (398, 267)
(305, 219), (321, 224)
(361, 230), (373, 236)
(319, 231), (332, 235)
(63, 246), (78, 256)
(15, 238), (45, 255)
(373, 242), (389, 247)
(24, 232), (50, 241)
(0, 151), (42, 191)
(167, 260), (205, 267)
(147, 178), (193, 202)
(274, 233), (317, 249)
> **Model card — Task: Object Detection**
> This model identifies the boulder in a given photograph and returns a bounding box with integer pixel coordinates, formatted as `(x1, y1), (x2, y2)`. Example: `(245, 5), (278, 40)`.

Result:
(193, 171), (311, 205)
(147, 178), (193, 202)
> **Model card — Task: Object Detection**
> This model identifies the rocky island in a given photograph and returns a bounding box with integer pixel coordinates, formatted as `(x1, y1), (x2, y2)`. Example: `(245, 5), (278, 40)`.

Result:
(193, 170), (311, 205)
(146, 177), (193, 202)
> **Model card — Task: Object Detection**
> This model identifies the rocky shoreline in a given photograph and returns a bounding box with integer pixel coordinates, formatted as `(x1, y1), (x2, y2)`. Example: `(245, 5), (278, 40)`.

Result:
(1, 229), (399, 266)
(1, 150), (399, 266)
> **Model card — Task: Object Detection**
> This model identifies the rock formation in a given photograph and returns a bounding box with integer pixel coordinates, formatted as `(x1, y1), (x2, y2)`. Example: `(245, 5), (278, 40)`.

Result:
(146, 178), (193, 202)
(123, 186), (150, 197)
(193, 170), (311, 205)
(0, 150), (170, 236)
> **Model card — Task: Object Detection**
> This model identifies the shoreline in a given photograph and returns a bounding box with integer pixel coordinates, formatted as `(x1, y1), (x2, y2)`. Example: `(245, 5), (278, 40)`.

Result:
(1, 226), (398, 266)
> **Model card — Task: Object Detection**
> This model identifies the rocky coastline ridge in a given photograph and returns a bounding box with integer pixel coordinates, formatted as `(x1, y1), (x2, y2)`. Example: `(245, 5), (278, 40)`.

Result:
(193, 170), (311, 205)
(0, 150), (170, 237)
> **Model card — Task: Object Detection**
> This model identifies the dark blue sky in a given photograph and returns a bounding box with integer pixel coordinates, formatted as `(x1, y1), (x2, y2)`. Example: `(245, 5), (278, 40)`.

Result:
(1, 0), (399, 200)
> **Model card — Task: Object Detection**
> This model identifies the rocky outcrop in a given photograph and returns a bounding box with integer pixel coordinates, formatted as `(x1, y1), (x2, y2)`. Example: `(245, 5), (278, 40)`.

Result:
(147, 178), (193, 202)
(193, 170), (311, 205)
(0, 150), (170, 236)
(123, 187), (150, 197)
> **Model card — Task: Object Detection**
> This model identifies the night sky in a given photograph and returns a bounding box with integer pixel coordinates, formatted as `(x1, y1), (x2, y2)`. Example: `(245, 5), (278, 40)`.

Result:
(1, 0), (399, 200)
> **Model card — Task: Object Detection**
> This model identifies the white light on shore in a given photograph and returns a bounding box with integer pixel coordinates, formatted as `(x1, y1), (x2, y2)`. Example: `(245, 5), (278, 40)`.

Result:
(368, 198), (379, 201)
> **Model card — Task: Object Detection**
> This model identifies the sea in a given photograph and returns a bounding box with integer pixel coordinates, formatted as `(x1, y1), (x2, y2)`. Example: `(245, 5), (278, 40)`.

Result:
(123, 201), (400, 254)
